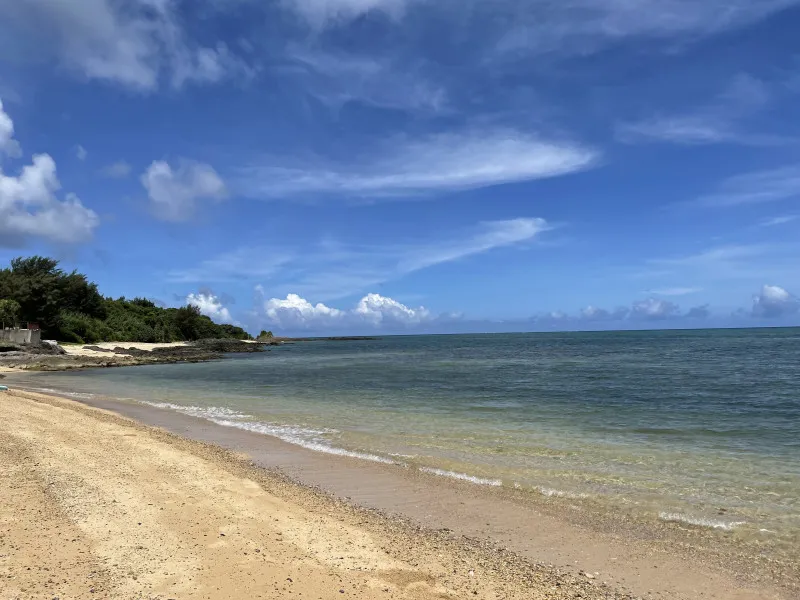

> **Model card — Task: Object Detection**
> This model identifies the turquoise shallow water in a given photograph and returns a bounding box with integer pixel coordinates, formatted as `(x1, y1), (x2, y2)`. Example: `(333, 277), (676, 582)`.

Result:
(31, 328), (800, 558)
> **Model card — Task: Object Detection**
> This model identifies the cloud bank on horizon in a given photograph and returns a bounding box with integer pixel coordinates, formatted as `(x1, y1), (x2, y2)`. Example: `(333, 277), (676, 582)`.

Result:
(1, 0), (799, 333)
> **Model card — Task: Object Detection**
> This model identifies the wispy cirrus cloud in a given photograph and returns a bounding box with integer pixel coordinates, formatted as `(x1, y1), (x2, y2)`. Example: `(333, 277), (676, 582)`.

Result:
(170, 217), (550, 298)
(616, 74), (781, 146)
(167, 248), (294, 283)
(237, 130), (598, 199)
(284, 0), (799, 47)
(759, 214), (798, 227)
(695, 166), (800, 207)
(646, 287), (703, 296)
(645, 243), (800, 285)
(286, 47), (447, 114)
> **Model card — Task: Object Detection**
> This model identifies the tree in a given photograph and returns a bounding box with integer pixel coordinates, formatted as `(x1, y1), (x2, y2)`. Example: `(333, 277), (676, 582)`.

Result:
(0, 299), (21, 328)
(258, 330), (274, 340)
(174, 304), (203, 341)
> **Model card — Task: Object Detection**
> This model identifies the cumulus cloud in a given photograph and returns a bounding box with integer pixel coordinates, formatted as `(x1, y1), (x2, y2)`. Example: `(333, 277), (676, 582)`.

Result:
(354, 293), (430, 324)
(238, 130), (598, 198)
(258, 291), (429, 330)
(141, 160), (227, 221)
(0, 0), (252, 91)
(101, 160), (132, 178)
(0, 99), (22, 158)
(631, 298), (680, 320)
(0, 103), (99, 246)
(752, 285), (799, 318)
(186, 292), (234, 324)
(580, 305), (629, 321)
(685, 304), (711, 319)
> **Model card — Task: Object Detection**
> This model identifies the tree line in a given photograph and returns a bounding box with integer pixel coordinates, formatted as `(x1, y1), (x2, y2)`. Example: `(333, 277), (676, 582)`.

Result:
(0, 256), (251, 343)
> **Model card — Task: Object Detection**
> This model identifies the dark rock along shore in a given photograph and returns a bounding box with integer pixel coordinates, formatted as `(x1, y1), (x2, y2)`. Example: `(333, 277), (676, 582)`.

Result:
(0, 338), (276, 372)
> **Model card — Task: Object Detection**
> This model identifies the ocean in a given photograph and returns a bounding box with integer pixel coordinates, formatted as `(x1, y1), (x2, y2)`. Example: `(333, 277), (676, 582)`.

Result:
(28, 328), (800, 560)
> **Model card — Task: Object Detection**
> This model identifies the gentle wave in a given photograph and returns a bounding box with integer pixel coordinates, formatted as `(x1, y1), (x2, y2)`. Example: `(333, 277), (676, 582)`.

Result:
(419, 467), (502, 486)
(214, 418), (397, 464)
(30, 387), (96, 400)
(659, 512), (746, 530)
(535, 486), (590, 499)
(139, 401), (249, 421)
(139, 401), (396, 465)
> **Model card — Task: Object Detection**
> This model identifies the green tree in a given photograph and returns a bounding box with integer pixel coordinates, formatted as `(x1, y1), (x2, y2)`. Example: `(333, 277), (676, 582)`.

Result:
(0, 299), (21, 328)
(174, 304), (203, 341)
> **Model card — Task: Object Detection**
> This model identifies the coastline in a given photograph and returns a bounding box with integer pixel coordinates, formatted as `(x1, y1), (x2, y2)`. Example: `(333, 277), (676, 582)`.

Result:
(2, 381), (795, 600)
(0, 339), (272, 372)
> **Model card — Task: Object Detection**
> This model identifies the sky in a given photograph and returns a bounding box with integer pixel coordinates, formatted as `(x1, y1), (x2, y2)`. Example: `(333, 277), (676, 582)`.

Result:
(1, 0), (799, 335)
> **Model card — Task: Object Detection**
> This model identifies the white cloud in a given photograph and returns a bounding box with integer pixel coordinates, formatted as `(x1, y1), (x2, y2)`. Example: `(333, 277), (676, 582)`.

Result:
(75, 145), (88, 161)
(0, 0), (252, 91)
(631, 297), (680, 319)
(186, 292), (234, 324)
(648, 287), (702, 296)
(685, 305), (710, 319)
(283, 0), (797, 42)
(263, 293), (345, 327)
(759, 215), (798, 227)
(239, 130), (598, 198)
(696, 166), (800, 207)
(101, 161), (132, 178)
(283, 0), (408, 28)
(752, 285), (799, 318)
(354, 293), (429, 324)
(288, 48), (447, 113)
(580, 305), (629, 321)
(617, 74), (777, 146)
(141, 160), (227, 221)
(1, 154), (99, 246)
(0, 103), (98, 245)
(168, 248), (293, 283)
(492, 1), (798, 57)
(259, 291), (428, 330)
(0, 99), (22, 158)
(169, 217), (549, 298)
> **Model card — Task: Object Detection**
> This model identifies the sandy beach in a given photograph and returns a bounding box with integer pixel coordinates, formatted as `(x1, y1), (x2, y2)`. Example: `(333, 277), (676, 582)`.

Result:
(1, 386), (795, 600)
(2, 388), (640, 600)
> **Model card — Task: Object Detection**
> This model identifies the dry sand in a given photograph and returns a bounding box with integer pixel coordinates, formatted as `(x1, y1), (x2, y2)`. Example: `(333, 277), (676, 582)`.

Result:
(60, 341), (191, 357)
(1, 389), (636, 600)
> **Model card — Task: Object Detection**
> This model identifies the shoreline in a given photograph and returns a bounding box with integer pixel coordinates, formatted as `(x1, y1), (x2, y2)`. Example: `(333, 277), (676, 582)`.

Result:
(2, 388), (629, 600)
(2, 379), (796, 599)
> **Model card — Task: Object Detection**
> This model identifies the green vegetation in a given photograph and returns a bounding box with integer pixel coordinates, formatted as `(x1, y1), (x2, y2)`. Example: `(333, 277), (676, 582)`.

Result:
(0, 256), (251, 343)
(0, 298), (21, 328)
(257, 329), (274, 341)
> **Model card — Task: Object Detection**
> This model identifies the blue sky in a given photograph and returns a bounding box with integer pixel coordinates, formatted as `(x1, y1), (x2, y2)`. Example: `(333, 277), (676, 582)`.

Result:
(1, 0), (799, 335)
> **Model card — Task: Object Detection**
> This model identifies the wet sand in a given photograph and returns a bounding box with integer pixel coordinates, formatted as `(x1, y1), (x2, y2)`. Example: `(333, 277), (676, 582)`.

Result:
(1, 386), (795, 600)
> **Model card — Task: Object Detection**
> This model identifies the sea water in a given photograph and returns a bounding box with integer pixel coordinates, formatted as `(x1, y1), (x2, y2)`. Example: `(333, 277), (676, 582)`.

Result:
(30, 328), (800, 559)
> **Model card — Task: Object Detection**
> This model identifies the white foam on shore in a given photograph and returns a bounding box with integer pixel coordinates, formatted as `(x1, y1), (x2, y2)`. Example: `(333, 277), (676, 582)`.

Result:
(659, 512), (746, 530)
(419, 467), (502, 486)
(214, 418), (396, 464)
(139, 401), (396, 465)
(30, 387), (96, 400)
(535, 486), (590, 499)
(140, 401), (248, 421)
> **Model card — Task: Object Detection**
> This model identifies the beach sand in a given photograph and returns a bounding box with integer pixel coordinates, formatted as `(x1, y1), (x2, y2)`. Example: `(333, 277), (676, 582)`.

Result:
(1, 388), (793, 600)
(60, 341), (191, 357)
(0, 389), (632, 600)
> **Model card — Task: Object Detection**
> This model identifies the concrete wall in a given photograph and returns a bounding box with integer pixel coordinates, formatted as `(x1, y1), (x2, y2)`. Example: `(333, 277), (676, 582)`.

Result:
(0, 328), (41, 345)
